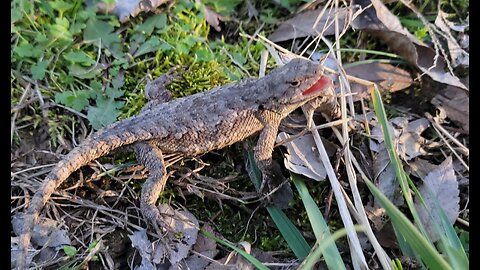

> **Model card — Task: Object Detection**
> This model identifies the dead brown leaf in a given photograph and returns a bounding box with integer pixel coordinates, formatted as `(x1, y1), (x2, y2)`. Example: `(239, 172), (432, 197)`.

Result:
(205, 242), (254, 270)
(128, 205), (199, 268)
(373, 221), (399, 249)
(415, 156), (460, 242)
(344, 62), (412, 101)
(352, 0), (468, 90)
(370, 117), (434, 161)
(268, 7), (351, 42)
(12, 214), (71, 248)
(434, 10), (469, 67)
(193, 223), (217, 253)
(406, 158), (437, 180)
(431, 85), (469, 133)
(11, 215), (72, 268)
(373, 146), (404, 208)
(202, 4), (223, 32)
(277, 132), (338, 181)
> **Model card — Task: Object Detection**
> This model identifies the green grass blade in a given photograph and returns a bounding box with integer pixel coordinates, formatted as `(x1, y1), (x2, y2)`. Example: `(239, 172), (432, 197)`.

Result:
(364, 178), (452, 270)
(422, 187), (468, 268)
(298, 226), (364, 270)
(370, 85), (430, 241)
(443, 243), (468, 270)
(266, 207), (311, 259)
(245, 150), (311, 259)
(200, 230), (269, 270)
(292, 174), (346, 269)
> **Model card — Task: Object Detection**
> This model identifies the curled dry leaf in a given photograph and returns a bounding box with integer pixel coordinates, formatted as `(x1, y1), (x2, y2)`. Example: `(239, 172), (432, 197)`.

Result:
(205, 242), (253, 270)
(160, 204), (199, 265)
(128, 229), (162, 270)
(12, 214), (71, 248)
(370, 117), (433, 161)
(366, 206), (388, 231)
(415, 156), (460, 242)
(194, 0), (225, 32)
(97, 0), (170, 23)
(129, 205), (199, 268)
(202, 4), (223, 32)
(178, 223), (219, 270)
(352, 0), (468, 90)
(374, 221), (399, 249)
(434, 10), (469, 67)
(180, 250), (218, 270)
(193, 223), (217, 253)
(276, 132), (331, 181)
(268, 7), (352, 42)
(344, 62), (412, 101)
(12, 214), (72, 268)
(431, 85), (469, 133)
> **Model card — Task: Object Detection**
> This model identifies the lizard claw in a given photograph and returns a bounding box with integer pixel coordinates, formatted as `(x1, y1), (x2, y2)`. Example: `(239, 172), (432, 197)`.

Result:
(260, 162), (293, 209)
(141, 203), (178, 237)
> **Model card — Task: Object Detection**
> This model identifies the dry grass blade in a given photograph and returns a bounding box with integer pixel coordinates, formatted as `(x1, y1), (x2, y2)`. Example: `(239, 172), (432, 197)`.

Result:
(322, 113), (393, 270)
(307, 120), (369, 268)
(425, 113), (469, 171)
(330, 3), (380, 266)
(11, 82), (31, 145)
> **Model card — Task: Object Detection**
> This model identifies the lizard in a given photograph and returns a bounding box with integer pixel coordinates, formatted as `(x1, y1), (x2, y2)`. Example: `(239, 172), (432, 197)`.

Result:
(17, 58), (336, 269)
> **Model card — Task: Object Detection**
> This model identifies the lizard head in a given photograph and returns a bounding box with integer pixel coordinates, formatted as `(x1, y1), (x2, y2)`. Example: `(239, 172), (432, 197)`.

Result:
(262, 58), (333, 115)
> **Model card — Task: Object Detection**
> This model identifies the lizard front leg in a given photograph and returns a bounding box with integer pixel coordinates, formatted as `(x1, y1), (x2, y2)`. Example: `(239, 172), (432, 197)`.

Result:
(255, 111), (293, 209)
(134, 140), (169, 235)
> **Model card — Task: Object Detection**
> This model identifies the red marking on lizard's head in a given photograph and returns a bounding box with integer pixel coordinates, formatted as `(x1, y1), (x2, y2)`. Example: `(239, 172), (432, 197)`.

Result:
(302, 76), (331, 96)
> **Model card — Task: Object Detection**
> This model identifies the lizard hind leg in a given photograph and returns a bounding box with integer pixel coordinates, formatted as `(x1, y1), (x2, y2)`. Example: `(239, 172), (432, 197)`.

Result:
(134, 140), (171, 236)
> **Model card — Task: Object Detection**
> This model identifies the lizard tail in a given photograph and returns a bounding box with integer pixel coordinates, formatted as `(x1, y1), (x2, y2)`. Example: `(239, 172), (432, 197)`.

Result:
(17, 128), (153, 269)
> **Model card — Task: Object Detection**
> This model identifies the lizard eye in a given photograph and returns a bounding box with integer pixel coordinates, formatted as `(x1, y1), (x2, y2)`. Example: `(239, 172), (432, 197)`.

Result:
(290, 80), (300, 86)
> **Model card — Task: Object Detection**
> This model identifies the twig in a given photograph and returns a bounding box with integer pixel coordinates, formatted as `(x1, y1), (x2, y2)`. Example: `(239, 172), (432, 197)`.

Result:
(424, 113), (469, 171)
(425, 113), (469, 156)
(11, 83), (32, 144)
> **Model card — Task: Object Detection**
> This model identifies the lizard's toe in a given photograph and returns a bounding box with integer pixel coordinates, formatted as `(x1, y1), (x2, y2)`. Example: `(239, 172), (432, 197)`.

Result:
(261, 163), (293, 209)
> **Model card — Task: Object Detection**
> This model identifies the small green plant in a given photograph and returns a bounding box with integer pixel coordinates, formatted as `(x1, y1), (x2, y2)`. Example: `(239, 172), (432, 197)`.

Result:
(63, 245), (78, 257)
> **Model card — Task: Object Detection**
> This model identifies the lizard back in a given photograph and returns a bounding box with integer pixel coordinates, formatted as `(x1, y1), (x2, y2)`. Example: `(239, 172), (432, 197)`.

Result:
(104, 77), (267, 155)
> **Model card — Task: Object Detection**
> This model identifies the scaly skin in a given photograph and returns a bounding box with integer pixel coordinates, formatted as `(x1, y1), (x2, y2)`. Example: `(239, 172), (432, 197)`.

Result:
(17, 58), (335, 269)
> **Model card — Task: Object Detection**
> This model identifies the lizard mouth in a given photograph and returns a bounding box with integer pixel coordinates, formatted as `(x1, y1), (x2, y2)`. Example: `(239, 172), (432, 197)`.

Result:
(302, 76), (331, 96)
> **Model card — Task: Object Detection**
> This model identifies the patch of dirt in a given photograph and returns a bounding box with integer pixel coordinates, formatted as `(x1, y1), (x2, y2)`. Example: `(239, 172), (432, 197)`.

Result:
(12, 125), (59, 166)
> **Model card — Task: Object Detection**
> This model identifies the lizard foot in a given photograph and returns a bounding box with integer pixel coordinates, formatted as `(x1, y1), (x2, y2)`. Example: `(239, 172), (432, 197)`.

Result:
(136, 204), (200, 266)
(261, 161), (293, 209)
